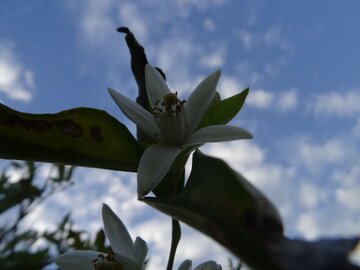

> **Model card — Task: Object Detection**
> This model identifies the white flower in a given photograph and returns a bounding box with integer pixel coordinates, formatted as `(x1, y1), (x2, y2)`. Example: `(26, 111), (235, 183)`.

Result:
(178, 259), (222, 270)
(108, 64), (252, 197)
(55, 204), (147, 270)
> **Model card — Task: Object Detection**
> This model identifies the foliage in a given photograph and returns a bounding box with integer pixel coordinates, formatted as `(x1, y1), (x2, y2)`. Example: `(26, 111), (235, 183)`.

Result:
(0, 162), (109, 270)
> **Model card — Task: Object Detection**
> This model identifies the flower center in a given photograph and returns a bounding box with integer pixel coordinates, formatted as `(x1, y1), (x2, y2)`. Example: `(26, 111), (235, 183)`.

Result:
(92, 251), (123, 270)
(152, 92), (186, 118)
(152, 92), (187, 146)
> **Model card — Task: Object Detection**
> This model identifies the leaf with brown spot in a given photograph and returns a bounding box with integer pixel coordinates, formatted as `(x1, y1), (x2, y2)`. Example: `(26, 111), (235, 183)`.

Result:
(0, 104), (142, 172)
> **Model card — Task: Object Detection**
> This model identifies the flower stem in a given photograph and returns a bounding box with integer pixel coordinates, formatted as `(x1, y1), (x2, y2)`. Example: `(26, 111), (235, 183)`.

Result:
(167, 218), (181, 270)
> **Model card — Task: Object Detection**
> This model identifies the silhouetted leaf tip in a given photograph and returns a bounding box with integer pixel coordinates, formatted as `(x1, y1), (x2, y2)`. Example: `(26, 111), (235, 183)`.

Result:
(117, 27), (131, 34)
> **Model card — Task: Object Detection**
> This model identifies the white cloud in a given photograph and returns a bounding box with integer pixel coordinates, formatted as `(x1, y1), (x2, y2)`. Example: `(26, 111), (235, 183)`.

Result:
(234, 61), (262, 85)
(246, 89), (274, 109)
(200, 47), (225, 69)
(236, 29), (255, 51)
(203, 18), (216, 32)
(264, 58), (288, 77)
(217, 75), (246, 98)
(311, 90), (360, 117)
(175, 0), (227, 13)
(79, 0), (115, 47)
(0, 41), (34, 102)
(64, 0), (234, 90)
(299, 183), (320, 209)
(70, 0), (224, 54)
(233, 86), (297, 113)
(155, 36), (199, 74)
(67, 0), (147, 65)
(295, 202), (360, 240)
(245, 6), (258, 27)
(24, 70), (35, 88)
(118, 2), (148, 41)
(148, 33), (228, 101)
(64, 0), (234, 103)
(276, 89), (298, 111)
(132, 216), (171, 269)
(296, 212), (320, 240)
(294, 138), (346, 173)
(336, 187), (360, 211)
(351, 118), (360, 138)
(65, 0), (152, 83)
(351, 117), (360, 139)
(150, 36), (204, 97)
(176, 224), (237, 268)
(236, 26), (292, 52)
(334, 164), (360, 211)
(23, 168), (140, 234)
(264, 26), (291, 51)
(203, 141), (265, 170)
(5, 164), (29, 183)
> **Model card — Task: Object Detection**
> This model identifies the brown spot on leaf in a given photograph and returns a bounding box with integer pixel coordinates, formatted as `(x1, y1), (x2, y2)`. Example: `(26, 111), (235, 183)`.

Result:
(19, 118), (52, 132)
(0, 108), (52, 132)
(55, 119), (82, 137)
(90, 126), (103, 142)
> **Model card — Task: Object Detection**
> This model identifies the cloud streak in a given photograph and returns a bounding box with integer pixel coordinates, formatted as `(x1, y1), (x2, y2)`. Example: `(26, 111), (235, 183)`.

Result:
(310, 90), (360, 117)
(0, 41), (34, 102)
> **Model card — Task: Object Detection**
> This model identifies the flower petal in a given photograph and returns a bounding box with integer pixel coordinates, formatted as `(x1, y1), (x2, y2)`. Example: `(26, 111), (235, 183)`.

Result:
(184, 125), (253, 146)
(108, 87), (162, 141)
(185, 70), (221, 135)
(145, 65), (171, 108)
(134, 237), (148, 265)
(55, 250), (103, 270)
(102, 204), (136, 261)
(178, 259), (192, 270)
(194, 261), (222, 270)
(137, 144), (181, 197)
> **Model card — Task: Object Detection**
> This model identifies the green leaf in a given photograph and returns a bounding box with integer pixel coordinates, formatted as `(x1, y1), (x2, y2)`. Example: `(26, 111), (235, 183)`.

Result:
(0, 104), (142, 172)
(142, 150), (283, 270)
(197, 88), (249, 129)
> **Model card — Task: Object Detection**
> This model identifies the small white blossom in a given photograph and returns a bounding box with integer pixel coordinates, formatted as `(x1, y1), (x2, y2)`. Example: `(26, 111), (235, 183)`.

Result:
(55, 204), (147, 270)
(109, 64), (252, 197)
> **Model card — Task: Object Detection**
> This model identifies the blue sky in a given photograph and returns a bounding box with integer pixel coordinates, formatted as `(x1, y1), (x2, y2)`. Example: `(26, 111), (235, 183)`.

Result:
(1, 0), (360, 269)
